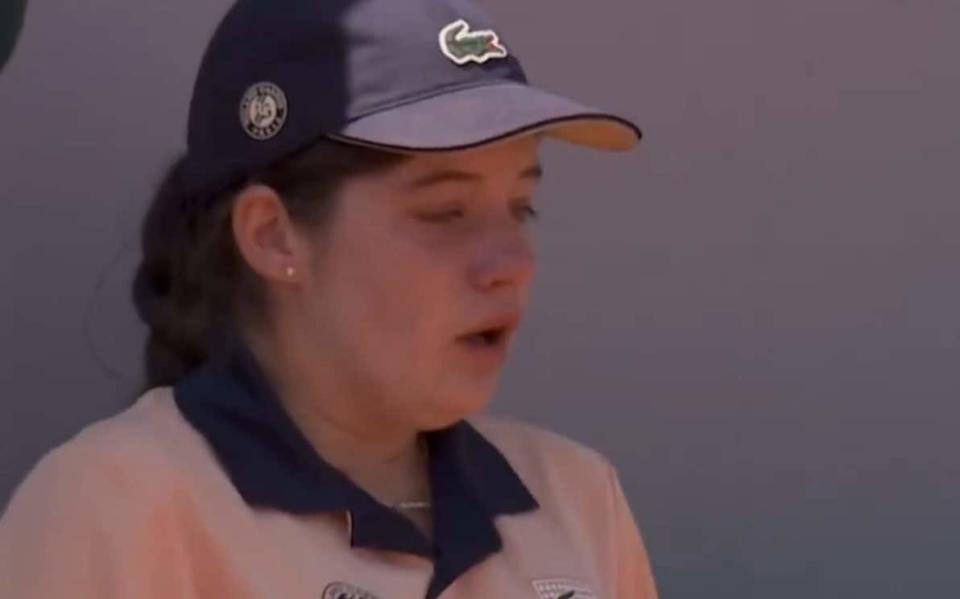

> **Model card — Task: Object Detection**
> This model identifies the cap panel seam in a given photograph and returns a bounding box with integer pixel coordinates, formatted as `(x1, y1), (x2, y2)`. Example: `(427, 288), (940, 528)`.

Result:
(346, 77), (523, 122)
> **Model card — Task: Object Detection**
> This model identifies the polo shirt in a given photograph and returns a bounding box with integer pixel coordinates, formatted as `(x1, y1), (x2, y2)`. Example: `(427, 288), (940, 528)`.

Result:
(0, 339), (659, 598)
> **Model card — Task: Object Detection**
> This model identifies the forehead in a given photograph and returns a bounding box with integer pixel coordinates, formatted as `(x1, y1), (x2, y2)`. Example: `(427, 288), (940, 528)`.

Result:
(385, 135), (543, 189)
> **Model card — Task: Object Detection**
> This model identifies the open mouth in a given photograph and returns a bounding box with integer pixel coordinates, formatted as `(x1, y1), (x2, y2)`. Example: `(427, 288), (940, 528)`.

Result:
(457, 312), (520, 354)
(460, 327), (507, 347)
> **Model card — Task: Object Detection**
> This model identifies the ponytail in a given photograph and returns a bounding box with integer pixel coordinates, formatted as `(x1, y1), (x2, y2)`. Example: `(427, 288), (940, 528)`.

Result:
(131, 137), (408, 394)
(131, 156), (239, 392)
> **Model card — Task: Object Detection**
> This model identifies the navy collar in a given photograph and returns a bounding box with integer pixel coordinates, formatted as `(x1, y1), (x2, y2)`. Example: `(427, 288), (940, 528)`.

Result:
(173, 338), (539, 599)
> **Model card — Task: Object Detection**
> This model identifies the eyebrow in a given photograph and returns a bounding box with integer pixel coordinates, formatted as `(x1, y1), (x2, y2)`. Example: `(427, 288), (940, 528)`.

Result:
(405, 163), (544, 190)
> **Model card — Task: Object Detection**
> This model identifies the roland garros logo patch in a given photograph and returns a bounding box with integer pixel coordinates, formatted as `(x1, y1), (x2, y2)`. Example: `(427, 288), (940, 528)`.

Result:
(439, 18), (509, 65)
(321, 581), (381, 599)
(239, 81), (288, 140)
(532, 578), (597, 599)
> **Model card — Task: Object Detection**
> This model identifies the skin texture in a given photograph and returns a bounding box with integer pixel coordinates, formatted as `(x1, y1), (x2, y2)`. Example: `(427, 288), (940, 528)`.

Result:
(229, 135), (543, 526)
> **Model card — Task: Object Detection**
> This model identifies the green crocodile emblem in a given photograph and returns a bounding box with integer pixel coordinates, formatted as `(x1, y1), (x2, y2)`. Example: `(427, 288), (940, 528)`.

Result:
(439, 18), (508, 65)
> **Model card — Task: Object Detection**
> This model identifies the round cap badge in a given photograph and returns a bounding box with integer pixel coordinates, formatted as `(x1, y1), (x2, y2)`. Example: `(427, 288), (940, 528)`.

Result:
(239, 82), (288, 140)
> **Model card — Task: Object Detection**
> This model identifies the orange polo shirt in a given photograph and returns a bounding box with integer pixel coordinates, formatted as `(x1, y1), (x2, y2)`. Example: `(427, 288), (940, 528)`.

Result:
(0, 340), (659, 598)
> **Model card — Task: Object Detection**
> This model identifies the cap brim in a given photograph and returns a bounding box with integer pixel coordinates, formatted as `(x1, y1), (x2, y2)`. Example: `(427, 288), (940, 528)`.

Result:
(327, 81), (642, 153)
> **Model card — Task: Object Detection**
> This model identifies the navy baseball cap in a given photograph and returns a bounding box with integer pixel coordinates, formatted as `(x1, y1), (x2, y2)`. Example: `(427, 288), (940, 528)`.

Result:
(183, 0), (643, 197)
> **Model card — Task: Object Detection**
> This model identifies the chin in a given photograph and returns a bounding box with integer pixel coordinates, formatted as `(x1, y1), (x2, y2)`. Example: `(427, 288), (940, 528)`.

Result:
(418, 391), (493, 430)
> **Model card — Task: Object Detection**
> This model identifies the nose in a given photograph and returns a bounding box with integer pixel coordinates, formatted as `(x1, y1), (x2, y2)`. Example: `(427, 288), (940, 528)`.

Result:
(468, 227), (536, 292)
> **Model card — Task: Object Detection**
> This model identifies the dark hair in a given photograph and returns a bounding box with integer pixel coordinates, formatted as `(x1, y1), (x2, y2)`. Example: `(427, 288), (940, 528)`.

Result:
(131, 137), (408, 394)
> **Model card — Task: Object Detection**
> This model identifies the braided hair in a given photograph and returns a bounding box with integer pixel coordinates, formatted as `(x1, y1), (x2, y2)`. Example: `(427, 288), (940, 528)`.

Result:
(131, 137), (408, 394)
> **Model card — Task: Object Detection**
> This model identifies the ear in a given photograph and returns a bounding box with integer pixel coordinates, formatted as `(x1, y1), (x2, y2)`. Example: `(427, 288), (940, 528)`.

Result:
(231, 184), (305, 283)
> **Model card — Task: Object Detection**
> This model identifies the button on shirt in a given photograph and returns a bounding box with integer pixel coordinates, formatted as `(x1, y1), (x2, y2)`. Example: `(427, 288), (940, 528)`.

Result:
(0, 340), (659, 598)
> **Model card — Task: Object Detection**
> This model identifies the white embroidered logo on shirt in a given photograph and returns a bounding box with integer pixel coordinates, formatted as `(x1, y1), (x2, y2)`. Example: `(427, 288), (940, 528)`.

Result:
(322, 581), (381, 599)
(532, 577), (597, 599)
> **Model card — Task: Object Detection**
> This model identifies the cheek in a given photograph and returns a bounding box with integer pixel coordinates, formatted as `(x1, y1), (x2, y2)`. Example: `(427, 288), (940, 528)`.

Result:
(320, 222), (460, 370)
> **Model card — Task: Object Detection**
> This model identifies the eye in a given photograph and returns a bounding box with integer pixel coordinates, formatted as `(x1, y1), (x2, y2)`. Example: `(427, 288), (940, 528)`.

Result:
(418, 208), (465, 223)
(514, 203), (540, 224)
(417, 203), (540, 225)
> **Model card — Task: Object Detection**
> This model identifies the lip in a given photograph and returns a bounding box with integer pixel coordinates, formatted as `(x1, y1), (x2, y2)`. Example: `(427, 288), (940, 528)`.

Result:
(456, 333), (511, 370)
(458, 312), (522, 341)
(454, 311), (520, 370)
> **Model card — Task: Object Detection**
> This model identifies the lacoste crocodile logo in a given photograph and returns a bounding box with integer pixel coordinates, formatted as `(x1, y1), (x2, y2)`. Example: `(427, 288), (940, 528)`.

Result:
(439, 18), (509, 65)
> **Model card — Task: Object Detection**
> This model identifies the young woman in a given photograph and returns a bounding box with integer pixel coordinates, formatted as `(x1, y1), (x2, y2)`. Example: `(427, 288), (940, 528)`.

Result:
(0, 0), (658, 597)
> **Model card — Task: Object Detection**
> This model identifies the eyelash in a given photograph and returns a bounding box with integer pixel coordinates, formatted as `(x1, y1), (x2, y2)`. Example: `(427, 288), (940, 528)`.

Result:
(421, 205), (540, 224)
(518, 205), (540, 223)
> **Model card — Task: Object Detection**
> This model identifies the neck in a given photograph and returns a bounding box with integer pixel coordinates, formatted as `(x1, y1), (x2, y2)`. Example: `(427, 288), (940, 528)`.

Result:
(285, 400), (431, 507)
(241, 326), (431, 507)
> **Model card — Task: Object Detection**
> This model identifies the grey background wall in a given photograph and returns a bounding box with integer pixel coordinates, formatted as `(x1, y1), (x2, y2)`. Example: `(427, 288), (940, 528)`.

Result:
(2, 1), (958, 596)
